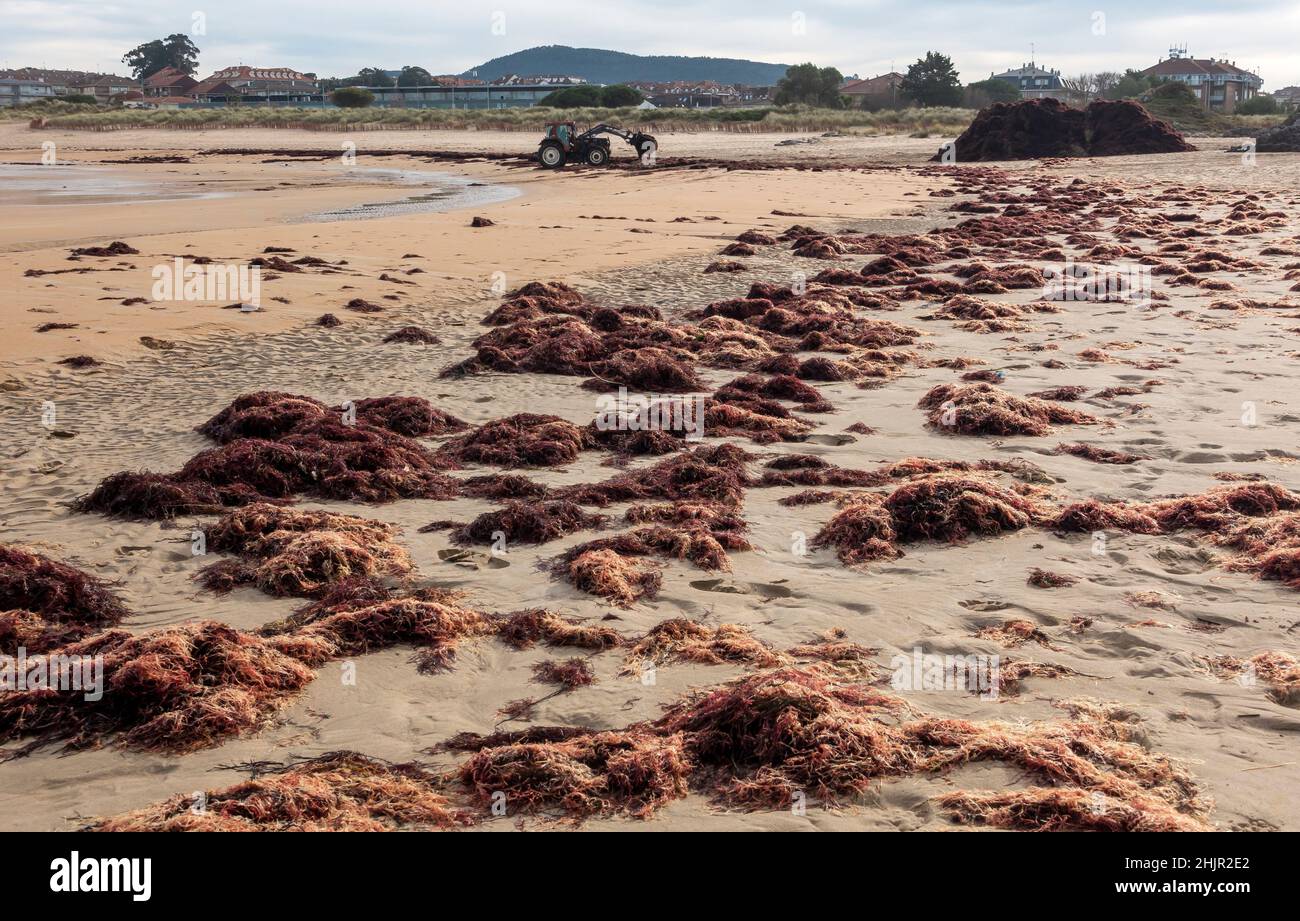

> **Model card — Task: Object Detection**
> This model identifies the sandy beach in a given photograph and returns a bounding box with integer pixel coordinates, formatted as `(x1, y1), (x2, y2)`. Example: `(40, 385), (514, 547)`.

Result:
(2, 121), (1299, 832)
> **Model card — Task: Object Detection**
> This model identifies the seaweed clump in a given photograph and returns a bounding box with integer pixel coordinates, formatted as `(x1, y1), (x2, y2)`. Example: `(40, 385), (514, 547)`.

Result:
(813, 477), (1046, 565)
(557, 444), (755, 508)
(422, 500), (606, 546)
(90, 752), (471, 831)
(622, 619), (786, 673)
(0, 621), (314, 757)
(559, 549), (663, 606)
(76, 392), (461, 519)
(919, 383), (1100, 436)
(197, 503), (413, 598)
(438, 414), (594, 468)
(0, 543), (129, 653)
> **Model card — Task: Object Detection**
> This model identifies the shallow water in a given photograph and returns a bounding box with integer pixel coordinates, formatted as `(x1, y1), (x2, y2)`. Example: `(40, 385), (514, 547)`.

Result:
(298, 167), (521, 221)
(0, 164), (221, 206)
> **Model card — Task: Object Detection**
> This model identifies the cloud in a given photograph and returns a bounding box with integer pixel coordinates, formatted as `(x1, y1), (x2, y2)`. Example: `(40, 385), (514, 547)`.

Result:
(0, 0), (1294, 86)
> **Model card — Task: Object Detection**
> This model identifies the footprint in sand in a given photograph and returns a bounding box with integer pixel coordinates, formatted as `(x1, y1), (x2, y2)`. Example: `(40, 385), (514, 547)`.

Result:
(958, 599), (1012, 612)
(1154, 546), (1218, 574)
(690, 578), (794, 599)
(804, 433), (857, 446)
(438, 548), (509, 570)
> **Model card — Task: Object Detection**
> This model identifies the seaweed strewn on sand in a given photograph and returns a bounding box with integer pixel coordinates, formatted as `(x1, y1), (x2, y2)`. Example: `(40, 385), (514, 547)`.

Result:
(90, 752), (471, 831)
(76, 392), (461, 518)
(198, 504), (413, 598)
(0, 621), (313, 757)
(0, 543), (129, 653)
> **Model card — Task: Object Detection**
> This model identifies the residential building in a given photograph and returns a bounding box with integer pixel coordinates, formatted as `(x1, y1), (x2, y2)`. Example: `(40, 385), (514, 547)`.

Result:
(990, 63), (1066, 100)
(841, 72), (904, 108)
(631, 80), (735, 108)
(190, 66), (318, 103)
(0, 68), (138, 100)
(0, 77), (57, 107)
(370, 81), (576, 109)
(1140, 48), (1263, 113)
(69, 75), (139, 101)
(143, 66), (197, 98)
(429, 75), (485, 88)
(1271, 86), (1300, 108)
(626, 81), (771, 108)
(1, 68), (95, 95)
(489, 74), (586, 86)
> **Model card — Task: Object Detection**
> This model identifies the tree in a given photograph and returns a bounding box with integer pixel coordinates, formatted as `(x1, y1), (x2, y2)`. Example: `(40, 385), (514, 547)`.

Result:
(899, 53), (962, 107)
(537, 85), (603, 107)
(331, 87), (375, 108)
(1109, 69), (1156, 100)
(397, 66), (433, 87)
(965, 78), (1021, 108)
(599, 84), (644, 107)
(1061, 73), (1100, 106)
(356, 68), (396, 88)
(121, 34), (200, 79)
(1093, 71), (1122, 99)
(774, 63), (846, 108)
(1236, 94), (1279, 115)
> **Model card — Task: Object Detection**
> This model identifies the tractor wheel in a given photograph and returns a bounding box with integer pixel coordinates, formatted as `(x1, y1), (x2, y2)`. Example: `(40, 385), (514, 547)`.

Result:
(585, 146), (609, 166)
(538, 141), (566, 169)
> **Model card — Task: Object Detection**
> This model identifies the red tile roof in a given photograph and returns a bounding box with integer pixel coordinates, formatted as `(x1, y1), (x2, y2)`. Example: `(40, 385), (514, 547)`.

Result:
(144, 66), (196, 89)
(1143, 57), (1257, 79)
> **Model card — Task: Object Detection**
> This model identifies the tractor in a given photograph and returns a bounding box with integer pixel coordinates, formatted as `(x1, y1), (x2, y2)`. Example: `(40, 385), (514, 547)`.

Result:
(536, 122), (658, 169)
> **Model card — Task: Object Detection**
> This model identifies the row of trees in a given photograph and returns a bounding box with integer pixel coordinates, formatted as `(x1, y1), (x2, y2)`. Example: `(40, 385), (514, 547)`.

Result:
(320, 66), (444, 92)
(537, 84), (643, 107)
(774, 54), (968, 109)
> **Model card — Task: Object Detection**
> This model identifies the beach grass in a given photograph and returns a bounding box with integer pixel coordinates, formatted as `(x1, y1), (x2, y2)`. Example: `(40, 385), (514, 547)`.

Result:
(11, 100), (976, 136)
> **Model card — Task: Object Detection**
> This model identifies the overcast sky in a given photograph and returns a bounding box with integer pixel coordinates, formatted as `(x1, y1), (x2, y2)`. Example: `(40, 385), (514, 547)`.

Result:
(2, 0), (1296, 87)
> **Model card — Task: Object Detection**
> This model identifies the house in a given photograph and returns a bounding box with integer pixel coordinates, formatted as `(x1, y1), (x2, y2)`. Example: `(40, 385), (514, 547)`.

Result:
(0, 68), (139, 101)
(990, 64), (1066, 100)
(1140, 48), (1263, 113)
(429, 75), (485, 88)
(1271, 86), (1300, 108)
(190, 66), (318, 103)
(841, 72), (904, 108)
(0, 77), (57, 107)
(489, 74), (586, 87)
(732, 84), (775, 105)
(68, 75), (140, 101)
(143, 66), (197, 98)
(370, 80), (583, 109)
(0, 68), (103, 95)
(629, 81), (741, 108)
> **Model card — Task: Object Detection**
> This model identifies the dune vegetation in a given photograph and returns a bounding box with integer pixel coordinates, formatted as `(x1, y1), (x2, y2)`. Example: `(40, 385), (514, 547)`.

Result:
(12, 100), (975, 136)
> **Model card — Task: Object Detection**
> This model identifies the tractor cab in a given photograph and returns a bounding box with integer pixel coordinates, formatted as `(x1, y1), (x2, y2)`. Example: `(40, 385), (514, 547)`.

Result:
(544, 122), (578, 151)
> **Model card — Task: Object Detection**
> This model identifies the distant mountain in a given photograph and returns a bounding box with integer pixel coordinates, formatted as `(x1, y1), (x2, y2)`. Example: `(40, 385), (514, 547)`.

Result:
(462, 45), (792, 85)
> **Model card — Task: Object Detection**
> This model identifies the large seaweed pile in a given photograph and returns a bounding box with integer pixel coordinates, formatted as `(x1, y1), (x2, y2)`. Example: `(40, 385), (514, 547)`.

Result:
(77, 392), (461, 519)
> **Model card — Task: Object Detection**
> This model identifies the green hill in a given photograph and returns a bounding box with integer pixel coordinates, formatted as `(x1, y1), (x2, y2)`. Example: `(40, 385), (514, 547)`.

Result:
(462, 45), (791, 86)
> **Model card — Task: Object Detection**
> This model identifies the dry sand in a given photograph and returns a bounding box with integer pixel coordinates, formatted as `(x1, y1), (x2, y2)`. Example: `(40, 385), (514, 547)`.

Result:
(1, 122), (1299, 831)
